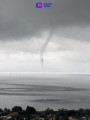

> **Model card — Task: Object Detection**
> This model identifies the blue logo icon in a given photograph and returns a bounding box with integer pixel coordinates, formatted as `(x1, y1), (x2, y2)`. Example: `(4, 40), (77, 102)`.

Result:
(36, 2), (43, 8)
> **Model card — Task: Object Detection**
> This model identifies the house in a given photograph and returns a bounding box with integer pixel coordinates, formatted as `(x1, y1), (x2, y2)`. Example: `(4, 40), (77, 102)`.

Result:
(6, 112), (19, 118)
(82, 115), (90, 120)
(68, 116), (77, 120)
(0, 112), (19, 120)
(48, 114), (55, 120)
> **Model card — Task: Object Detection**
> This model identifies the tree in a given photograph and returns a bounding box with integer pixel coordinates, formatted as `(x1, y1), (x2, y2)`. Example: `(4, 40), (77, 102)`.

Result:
(26, 106), (36, 120)
(3, 108), (10, 115)
(45, 108), (54, 115)
(12, 106), (22, 112)
(0, 108), (3, 117)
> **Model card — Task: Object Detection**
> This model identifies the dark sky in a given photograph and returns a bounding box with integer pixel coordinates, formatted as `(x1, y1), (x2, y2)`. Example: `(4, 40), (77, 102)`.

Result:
(0, 0), (90, 40)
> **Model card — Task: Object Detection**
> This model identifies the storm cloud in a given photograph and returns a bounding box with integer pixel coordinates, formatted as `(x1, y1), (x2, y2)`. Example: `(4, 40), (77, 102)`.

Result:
(0, 0), (90, 40)
(0, 0), (90, 72)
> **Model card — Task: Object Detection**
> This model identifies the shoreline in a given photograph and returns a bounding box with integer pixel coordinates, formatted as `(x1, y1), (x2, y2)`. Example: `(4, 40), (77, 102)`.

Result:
(0, 106), (90, 120)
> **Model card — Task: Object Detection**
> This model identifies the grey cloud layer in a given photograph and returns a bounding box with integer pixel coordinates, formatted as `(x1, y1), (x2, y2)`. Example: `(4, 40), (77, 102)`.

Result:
(0, 0), (90, 40)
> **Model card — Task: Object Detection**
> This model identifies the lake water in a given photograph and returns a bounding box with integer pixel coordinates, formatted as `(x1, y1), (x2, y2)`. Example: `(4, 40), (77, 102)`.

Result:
(0, 73), (90, 110)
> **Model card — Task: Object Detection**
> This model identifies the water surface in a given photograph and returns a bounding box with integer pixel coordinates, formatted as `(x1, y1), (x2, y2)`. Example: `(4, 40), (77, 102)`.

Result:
(0, 73), (90, 110)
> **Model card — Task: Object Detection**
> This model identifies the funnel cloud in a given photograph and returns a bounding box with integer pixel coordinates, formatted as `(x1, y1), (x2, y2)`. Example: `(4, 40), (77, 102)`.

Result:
(40, 30), (54, 71)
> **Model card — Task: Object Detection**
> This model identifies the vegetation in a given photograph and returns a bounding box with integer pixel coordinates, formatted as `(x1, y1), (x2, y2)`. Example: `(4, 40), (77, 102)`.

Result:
(0, 106), (90, 120)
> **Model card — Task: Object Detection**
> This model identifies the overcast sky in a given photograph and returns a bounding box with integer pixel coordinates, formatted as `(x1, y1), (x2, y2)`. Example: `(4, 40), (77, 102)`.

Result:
(0, 0), (90, 73)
